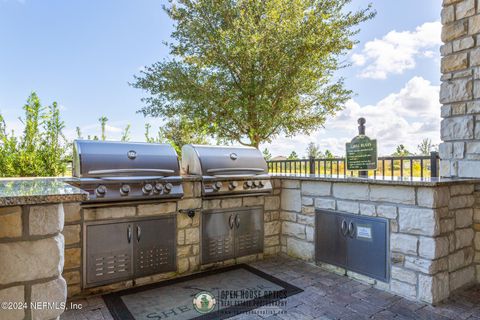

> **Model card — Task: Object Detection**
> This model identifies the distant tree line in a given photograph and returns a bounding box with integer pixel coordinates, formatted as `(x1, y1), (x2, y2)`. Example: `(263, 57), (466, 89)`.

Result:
(263, 139), (438, 161)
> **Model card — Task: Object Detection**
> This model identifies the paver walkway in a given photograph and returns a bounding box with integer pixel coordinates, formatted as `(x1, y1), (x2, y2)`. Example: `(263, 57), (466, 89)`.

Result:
(61, 256), (480, 320)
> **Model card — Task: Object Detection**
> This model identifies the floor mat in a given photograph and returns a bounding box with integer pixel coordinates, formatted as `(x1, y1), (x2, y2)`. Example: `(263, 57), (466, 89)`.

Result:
(103, 264), (303, 320)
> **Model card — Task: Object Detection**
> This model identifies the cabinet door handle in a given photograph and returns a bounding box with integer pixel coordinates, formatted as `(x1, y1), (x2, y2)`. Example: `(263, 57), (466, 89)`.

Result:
(229, 214), (234, 229)
(235, 214), (240, 228)
(137, 225), (142, 242)
(341, 219), (348, 236)
(348, 221), (355, 238)
(127, 225), (132, 243)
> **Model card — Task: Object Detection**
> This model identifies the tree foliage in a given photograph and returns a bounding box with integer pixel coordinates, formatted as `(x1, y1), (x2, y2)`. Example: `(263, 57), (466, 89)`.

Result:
(392, 144), (411, 157)
(305, 142), (323, 158)
(157, 117), (208, 155)
(288, 151), (299, 160)
(133, 0), (375, 148)
(0, 93), (68, 177)
(262, 148), (272, 160)
(417, 138), (436, 155)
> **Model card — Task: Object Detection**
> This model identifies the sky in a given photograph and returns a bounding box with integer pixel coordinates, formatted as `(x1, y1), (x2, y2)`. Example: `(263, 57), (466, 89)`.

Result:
(0, 0), (443, 158)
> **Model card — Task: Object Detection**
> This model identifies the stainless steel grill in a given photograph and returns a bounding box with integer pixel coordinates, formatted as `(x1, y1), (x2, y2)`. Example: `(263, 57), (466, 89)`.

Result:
(69, 140), (183, 203)
(181, 144), (272, 197)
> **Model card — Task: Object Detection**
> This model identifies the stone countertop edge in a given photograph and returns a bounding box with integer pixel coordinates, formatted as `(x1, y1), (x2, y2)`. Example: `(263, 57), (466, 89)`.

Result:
(0, 178), (88, 206)
(269, 174), (480, 186)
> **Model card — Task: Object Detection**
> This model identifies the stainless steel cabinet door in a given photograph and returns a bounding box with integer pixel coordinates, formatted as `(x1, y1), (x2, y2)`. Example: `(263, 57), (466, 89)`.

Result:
(85, 221), (133, 287)
(234, 208), (264, 258)
(346, 215), (389, 282)
(134, 217), (176, 277)
(202, 211), (235, 264)
(315, 210), (347, 268)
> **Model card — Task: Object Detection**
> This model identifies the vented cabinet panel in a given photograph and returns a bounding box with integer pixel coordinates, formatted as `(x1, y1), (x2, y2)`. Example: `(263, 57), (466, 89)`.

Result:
(134, 217), (176, 277)
(202, 211), (235, 264)
(235, 208), (263, 258)
(86, 222), (133, 286)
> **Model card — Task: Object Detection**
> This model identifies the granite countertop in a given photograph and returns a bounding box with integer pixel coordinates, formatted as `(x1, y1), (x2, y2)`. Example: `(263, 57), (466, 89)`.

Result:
(269, 173), (480, 186)
(0, 178), (88, 206)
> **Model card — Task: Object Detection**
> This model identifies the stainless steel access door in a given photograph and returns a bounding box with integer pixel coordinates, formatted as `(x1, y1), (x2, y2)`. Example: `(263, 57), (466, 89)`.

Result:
(85, 221), (133, 287)
(134, 217), (176, 277)
(346, 215), (389, 282)
(315, 211), (347, 268)
(202, 210), (235, 264)
(234, 207), (264, 258)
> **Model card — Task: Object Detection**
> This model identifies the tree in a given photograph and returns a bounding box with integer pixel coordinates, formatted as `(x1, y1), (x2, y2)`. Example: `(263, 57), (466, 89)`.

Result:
(393, 144), (411, 157)
(306, 142), (323, 158)
(262, 148), (272, 160)
(121, 124), (131, 142)
(157, 117), (208, 155)
(417, 138), (434, 155)
(76, 126), (82, 139)
(98, 116), (108, 141)
(0, 92), (68, 177)
(288, 151), (299, 160)
(133, 0), (375, 148)
(324, 149), (334, 158)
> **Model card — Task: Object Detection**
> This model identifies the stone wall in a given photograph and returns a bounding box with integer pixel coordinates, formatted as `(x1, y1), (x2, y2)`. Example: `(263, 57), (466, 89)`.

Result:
(66, 180), (281, 298)
(440, 0), (480, 177)
(275, 178), (477, 304)
(0, 204), (67, 320)
(475, 185), (480, 282)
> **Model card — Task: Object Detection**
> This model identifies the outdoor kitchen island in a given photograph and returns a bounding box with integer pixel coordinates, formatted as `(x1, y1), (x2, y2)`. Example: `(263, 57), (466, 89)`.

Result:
(1, 174), (480, 320)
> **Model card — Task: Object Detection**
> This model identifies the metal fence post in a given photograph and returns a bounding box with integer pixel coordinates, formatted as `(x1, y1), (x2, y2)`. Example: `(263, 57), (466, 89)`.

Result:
(430, 151), (439, 178)
(309, 156), (315, 175)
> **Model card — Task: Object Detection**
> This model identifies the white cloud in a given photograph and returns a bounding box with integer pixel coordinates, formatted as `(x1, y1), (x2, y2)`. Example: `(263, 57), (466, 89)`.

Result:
(352, 21), (442, 79)
(263, 76), (441, 157)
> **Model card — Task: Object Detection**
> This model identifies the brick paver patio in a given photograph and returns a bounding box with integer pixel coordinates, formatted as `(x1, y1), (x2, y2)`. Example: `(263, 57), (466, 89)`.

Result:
(61, 256), (480, 320)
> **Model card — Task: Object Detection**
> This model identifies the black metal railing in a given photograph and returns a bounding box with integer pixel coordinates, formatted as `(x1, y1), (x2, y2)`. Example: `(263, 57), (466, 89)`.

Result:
(267, 151), (439, 178)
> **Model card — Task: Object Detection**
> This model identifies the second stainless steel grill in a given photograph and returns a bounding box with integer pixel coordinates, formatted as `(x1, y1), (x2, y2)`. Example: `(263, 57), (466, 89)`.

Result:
(181, 144), (272, 197)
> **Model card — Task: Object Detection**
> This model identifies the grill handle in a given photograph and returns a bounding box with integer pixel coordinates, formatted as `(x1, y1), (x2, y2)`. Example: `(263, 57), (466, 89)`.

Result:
(206, 168), (265, 174)
(87, 168), (174, 176)
(341, 219), (348, 237)
(229, 214), (234, 229)
(137, 225), (142, 242)
(235, 214), (240, 228)
(127, 225), (132, 243)
(348, 221), (355, 238)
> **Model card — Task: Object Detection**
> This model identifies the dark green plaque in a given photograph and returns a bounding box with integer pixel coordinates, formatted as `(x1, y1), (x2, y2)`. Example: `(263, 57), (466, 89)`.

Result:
(346, 135), (377, 171)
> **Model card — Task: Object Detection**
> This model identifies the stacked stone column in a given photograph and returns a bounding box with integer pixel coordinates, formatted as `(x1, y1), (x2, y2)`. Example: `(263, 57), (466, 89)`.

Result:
(440, 0), (480, 177)
(0, 204), (67, 320)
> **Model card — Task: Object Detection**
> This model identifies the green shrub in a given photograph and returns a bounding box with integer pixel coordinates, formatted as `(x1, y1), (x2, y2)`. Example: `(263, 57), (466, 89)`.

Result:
(0, 92), (68, 177)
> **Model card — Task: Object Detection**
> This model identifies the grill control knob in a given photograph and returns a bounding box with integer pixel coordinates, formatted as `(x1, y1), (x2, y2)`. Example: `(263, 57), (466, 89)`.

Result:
(143, 183), (153, 195)
(120, 184), (130, 196)
(164, 183), (173, 194)
(154, 183), (164, 193)
(258, 180), (264, 188)
(229, 181), (238, 190)
(213, 181), (223, 191)
(252, 181), (259, 188)
(244, 181), (253, 189)
(96, 185), (107, 197)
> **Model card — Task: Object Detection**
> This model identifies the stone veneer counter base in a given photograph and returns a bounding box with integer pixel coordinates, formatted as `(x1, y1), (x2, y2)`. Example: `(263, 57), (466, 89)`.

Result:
(271, 174), (480, 187)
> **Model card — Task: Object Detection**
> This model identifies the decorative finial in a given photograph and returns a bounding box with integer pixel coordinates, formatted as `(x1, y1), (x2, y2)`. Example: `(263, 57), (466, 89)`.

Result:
(358, 117), (366, 135)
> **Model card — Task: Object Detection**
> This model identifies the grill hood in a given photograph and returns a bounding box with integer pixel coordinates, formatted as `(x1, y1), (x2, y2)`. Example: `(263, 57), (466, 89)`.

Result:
(181, 144), (268, 177)
(73, 140), (180, 178)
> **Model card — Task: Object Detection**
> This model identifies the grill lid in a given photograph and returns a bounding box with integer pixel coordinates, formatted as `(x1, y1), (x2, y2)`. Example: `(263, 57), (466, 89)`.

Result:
(181, 144), (268, 176)
(73, 140), (180, 178)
